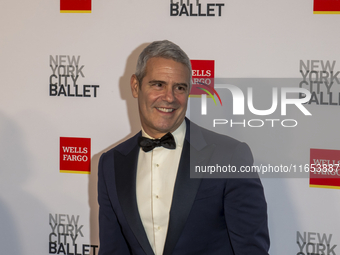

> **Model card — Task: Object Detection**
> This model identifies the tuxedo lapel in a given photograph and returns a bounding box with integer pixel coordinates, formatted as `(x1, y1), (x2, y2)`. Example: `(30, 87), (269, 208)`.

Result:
(113, 120), (215, 255)
(114, 134), (154, 255)
(163, 119), (216, 255)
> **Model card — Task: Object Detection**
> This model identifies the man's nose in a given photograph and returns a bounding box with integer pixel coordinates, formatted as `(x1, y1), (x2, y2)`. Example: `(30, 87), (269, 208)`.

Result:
(162, 87), (175, 102)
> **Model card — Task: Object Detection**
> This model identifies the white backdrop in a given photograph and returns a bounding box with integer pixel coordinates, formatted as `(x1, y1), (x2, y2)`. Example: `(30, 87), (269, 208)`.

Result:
(1, 1), (340, 254)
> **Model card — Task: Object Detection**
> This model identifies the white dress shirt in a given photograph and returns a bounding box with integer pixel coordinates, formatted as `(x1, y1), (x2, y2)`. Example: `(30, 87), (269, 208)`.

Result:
(136, 121), (186, 255)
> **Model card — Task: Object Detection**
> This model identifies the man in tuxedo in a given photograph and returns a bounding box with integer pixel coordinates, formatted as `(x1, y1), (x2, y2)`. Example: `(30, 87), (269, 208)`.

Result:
(98, 40), (270, 255)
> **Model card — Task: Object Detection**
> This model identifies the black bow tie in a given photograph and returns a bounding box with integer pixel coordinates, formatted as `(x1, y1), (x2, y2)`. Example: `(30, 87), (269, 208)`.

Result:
(138, 132), (176, 152)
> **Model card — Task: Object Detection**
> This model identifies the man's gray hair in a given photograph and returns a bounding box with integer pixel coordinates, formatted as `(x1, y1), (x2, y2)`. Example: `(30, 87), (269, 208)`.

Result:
(135, 40), (192, 88)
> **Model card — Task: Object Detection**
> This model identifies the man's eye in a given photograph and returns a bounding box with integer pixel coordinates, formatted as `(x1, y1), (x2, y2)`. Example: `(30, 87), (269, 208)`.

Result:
(176, 85), (187, 91)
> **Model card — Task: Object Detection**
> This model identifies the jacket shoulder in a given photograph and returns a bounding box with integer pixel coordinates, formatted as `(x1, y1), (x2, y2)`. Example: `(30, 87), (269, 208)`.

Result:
(189, 120), (243, 150)
(102, 131), (141, 158)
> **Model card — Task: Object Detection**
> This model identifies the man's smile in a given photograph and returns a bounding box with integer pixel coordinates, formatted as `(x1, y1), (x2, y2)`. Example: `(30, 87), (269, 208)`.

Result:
(156, 107), (175, 113)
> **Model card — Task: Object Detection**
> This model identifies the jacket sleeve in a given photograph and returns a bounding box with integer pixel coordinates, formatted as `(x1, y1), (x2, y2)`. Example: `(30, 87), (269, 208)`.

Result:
(223, 142), (270, 254)
(98, 152), (131, 255)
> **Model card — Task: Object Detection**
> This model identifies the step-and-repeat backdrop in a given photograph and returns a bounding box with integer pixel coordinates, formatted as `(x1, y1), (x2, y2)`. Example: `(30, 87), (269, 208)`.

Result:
(1, 1), (340, 254)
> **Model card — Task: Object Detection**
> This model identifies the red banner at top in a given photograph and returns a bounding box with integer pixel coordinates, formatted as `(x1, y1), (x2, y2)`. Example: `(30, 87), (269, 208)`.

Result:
(60, 0), (91, 13)
(314, 0), (340, 14)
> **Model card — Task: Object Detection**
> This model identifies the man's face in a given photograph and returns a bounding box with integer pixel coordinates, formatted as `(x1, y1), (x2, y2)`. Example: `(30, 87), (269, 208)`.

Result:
(131, 57), (190, 138)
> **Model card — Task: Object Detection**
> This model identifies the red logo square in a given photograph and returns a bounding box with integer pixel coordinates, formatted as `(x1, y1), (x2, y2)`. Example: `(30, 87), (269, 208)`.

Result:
(60, 137), (91, 174)
(190, 60), (215, 96)
(314, 0), (340, 14)
(60, 0), (92, 13)
(310, 148), (340, 189)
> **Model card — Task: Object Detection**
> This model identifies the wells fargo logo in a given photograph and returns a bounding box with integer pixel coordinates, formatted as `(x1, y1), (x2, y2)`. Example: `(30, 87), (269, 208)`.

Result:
(60, 0), (92, 13)
(190, 60), (215, 96)
(60, 137), (91, 174)
(310, 148), (340, 189)
(314, 0), (340, 14)
(189, 60), (223, 115)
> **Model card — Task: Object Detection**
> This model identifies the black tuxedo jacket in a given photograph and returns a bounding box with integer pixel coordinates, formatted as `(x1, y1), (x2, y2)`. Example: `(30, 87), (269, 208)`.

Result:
(98, 118), (270, 255)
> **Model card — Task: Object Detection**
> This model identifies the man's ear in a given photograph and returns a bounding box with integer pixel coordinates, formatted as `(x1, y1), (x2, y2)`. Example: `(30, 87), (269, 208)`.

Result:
(130, 74), (139, 98)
